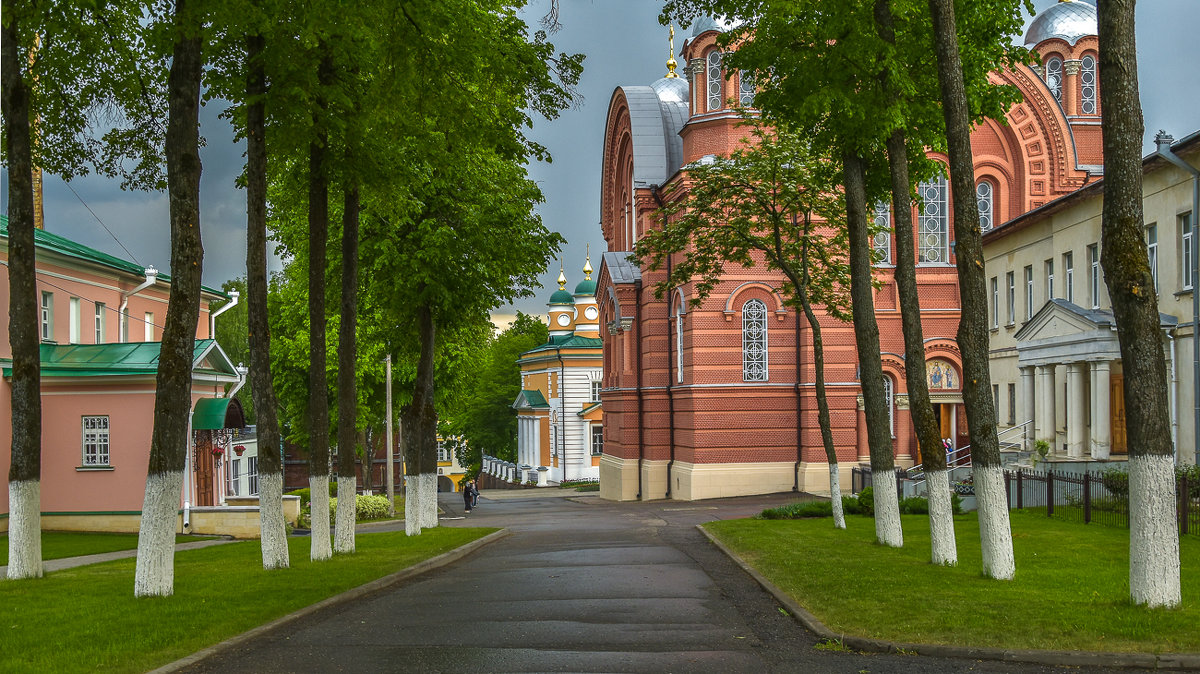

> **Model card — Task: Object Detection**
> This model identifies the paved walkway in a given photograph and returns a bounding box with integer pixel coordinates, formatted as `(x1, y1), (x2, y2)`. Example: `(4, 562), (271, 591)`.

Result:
(175, 490), (1150, 674)
(0, 537), (236, 576)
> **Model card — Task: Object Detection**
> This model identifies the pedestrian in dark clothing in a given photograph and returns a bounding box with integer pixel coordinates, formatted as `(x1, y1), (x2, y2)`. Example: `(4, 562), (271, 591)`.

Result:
(470, 480), (480, 508)
(463, 480), (474, 513)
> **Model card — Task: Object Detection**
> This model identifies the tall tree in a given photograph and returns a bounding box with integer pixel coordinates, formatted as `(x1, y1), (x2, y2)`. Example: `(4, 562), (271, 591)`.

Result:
(637, 126), (853, 529)
(134, 0), (205, 597)
(244, 27), (289, 570)
(334, 183), (360, 553)
(1096, 0), (1180, 607)
(926, 0), (1014, 579)
(3, 6), (43, 581)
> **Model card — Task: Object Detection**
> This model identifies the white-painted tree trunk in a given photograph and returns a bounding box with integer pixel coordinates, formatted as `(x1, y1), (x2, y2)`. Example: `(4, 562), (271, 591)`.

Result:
(872, 470), (903, 547)
(828, 464), (846, 530)
(7, 480), (42, 579)
(925, 469), (957, 566)
(419, 473), (438, 529)
(258, 472), (289, 570)
(405, 475), (422, 536)
(334, 475), (356, 554)
(309, 475), (332, 561)
(974, 464), (1015, 580)
(134, 470), (184, 597)
(1129, 453), (1181, 607)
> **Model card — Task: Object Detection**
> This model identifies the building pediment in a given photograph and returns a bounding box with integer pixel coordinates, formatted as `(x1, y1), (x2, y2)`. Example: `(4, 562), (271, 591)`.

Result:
(513, 389), (550, 411)
(1015, 299), (1175, 366)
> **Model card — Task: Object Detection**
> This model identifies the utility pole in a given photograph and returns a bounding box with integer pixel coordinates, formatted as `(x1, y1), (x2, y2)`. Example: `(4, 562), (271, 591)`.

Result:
(385, 354), (395, 516)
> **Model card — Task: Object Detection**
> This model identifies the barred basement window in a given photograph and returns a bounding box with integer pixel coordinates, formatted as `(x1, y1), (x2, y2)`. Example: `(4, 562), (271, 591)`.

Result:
(977, 180), (994, 231)
(873, 202), (892, 265)
(1080, 54), (1097, 114)
(918, 175), (948, 263)
(742, 299), (768, 382)
(82, 415), (110, 466)
(706, 50), (723, 111)
(591, 425), (604, 456)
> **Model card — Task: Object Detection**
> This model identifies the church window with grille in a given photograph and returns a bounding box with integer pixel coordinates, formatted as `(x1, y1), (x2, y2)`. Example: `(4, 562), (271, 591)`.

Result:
(1080, 54), (1097, 114)
(977, 180), (994, 231)
(742, 299), (768, 382)
(738, 70), (754, 107)
(706, 51), (723, 111)
(873, 202), (892, 264)
(918, 175), (949, 263)
(884, 376), (895, 436)
(1045, 56), (1063, 103)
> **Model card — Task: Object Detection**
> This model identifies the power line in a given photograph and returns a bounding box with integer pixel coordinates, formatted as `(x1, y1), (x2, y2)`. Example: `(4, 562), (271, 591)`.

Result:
(62, 180), (144, 267)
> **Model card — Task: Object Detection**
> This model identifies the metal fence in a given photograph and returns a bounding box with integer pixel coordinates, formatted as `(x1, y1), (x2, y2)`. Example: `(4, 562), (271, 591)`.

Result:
(1004, 468), (1199, 536)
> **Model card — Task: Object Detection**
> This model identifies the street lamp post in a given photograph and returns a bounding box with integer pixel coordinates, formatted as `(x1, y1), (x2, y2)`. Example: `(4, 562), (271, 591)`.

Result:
(385, 354), (395, 517)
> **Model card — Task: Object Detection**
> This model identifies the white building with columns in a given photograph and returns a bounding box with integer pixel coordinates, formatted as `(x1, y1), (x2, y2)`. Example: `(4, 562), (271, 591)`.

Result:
(984, 130), (1199, 466)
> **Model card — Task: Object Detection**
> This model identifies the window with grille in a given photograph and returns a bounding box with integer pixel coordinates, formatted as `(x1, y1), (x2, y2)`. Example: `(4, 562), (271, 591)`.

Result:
(873, 202), (892, 264)
(82, 416), (110, 466)
(591, 425), (604, 456)
(884, 376), (894, 437)
(706, 51), (723, 111)
(977, 180), (994, 232)
(1045, 56), (1063, 102)
(590, 380), (602, 402)
(738, 70), (754, 107)
(1080, 54), (1097, 114)
(675, 313), (684, 383)
(918, 175), (948, 263)
(742, 299), (768, 382)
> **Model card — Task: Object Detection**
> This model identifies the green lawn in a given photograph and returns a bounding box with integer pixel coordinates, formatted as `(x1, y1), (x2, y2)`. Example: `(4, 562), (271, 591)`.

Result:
(0, 528), (495, 673)
(705, 510), (1200, 654)
(0, 532), (214, 566)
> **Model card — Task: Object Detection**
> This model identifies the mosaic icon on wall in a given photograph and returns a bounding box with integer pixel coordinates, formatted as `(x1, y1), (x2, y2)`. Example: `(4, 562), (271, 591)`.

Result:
(926, 359), (958, 389)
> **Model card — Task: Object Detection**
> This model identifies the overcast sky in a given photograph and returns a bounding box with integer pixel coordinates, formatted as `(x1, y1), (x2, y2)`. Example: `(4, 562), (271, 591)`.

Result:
(5, 0), (1198, 324)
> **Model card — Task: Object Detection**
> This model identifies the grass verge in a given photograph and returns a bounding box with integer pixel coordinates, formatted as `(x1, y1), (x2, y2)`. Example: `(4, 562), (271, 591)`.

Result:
(1, 532), (213, 566)
(0, 527), (495, 673)
(705, 510), (1199, 654)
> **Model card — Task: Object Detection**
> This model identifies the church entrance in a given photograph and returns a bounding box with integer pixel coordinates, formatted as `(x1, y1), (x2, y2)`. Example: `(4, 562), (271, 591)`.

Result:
(1111, 374), (1127, 454)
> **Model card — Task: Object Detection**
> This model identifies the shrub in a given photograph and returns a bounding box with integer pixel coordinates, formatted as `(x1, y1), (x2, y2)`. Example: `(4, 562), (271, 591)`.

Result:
(857, 487), (874, 516)
(761, 501), (834, 519)
(899, 496), (929, 515)
(1177, 464), (1200, 499)
(287, 488), (312, 509)
(842, 496), (862, 515)
(1100, 467), (1129, 497)
(574, 483), (600, 492)
(301, 494), (394, 527)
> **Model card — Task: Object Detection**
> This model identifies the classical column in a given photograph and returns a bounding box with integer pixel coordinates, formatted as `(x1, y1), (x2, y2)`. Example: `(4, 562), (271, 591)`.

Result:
(1091, 361), (1112, 459)
(1021, 366), (1036, 449)
(1039, 365), (1057, 447)
(856, 395), (869, 463)
(1067, 363), (1087, 458)
(1063, 59), (1082, 116)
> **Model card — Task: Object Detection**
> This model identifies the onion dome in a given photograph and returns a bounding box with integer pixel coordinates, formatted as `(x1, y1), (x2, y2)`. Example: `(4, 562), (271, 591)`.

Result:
(1025, 0), (1097, 46)
(574, 247), (597, 296)
(549, 261), (574, 305)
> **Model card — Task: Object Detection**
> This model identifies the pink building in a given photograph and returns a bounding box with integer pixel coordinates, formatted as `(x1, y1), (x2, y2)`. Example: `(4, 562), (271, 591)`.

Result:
(0, 215), (255, 534)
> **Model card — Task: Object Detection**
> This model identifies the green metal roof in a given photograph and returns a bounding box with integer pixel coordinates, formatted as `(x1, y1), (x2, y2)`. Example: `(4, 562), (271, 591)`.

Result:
(1, 339), (238, 378)
(573, 279), (597, 296)
(0, 215), (227, 298)
(192, 397), (246, 430)
(519, 334), (603, 359)
(514, 389), (550, 409)
(549, 288), (575, 305)
(577, 401), (602, 417)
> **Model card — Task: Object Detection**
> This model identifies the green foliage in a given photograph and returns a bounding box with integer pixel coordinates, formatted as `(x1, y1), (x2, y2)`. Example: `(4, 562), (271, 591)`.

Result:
(760, 497), (865, 520)
(0, 532), (211, 566)
(1100, 467), (1130, 497)
(899, 496), (929, 515)
(213, 278), (253, 423)
(857, 487), (875, 516)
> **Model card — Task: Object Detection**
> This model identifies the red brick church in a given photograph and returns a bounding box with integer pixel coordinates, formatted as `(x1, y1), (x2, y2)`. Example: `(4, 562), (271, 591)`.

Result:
(596, 3), (1104, 500)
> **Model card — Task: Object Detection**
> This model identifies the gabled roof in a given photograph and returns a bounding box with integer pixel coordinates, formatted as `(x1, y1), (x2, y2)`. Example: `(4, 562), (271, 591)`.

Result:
(1014, 298), (1177, 367)
(1015, 298), (1176, 343)
(0, 215), (228, 298)
(577, 401), (602, 417)
(1, 338), (239, 378)
(600, 252), (641, 285)
(513, 389), (550, 410)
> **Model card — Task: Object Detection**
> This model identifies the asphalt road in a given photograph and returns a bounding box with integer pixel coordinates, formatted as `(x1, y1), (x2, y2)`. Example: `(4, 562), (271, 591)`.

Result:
(180, 490), (1151, 674)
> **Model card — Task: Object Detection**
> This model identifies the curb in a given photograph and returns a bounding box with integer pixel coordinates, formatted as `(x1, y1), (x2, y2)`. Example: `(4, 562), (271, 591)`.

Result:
(696, 525), (1200, 671)
(150, 528), (511, 674)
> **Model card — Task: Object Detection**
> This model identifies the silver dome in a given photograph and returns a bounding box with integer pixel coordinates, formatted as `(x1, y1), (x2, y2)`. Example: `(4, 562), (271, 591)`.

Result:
(651, 76), (689, 104)
(689, 15), (743, 38)
(1024, 1), (1097, 46)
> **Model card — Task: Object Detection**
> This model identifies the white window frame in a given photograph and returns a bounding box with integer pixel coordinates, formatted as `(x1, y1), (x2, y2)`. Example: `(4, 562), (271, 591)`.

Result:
(742, 299), (768, 382)
(675, 312), (684, 383)
(873, 202), (892, 265)
(1045, 258), (1055, 301)
(41, 291), (54, 341)
(229, 458), (241, 496)
(977, 180), (994, 232)
(591, 425), (604, 456)
(990, 276), (999, 329)
(95, 302), (106, 343)
(69, 297), (81, 344)
(1063, 251), (1074, 304)
(144, 312), (154, 342)
(706, 50), (723, 111)
(247, 456), (259, 496)
(590, 379), (602, 402)
(1025, 265), (1034, 319)
(1006, 271), (1015, 325)
(82, 415), (110, 467)
(1182, 213), (1194, 291)
(918, 175), (949, 264)
(1046, 56), (1063, 103)
(1080, 54), (1097, 114)
(884, 376), (895, 437)
(1089, 243), (1101, 308)
(1146, 224), (1158, 292)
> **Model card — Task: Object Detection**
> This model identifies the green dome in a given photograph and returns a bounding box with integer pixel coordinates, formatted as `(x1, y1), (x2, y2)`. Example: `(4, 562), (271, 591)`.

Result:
(573, 279), (597, 296)
(549, 288), (575, 305)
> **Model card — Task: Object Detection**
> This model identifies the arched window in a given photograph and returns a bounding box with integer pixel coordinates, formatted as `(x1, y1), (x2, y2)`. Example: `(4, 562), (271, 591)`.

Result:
(918, 174), (949, 263)
(675, 311), (683, 383)
(883, 376), (895, 437)
(738, 70), (754, 107)
(1045, 56), (1063, 103)
(977, 180), (994, 232)
(1080, 54), (1097, 114)
(706, 50), (723, 111)
(873, 201), (892, 265)
(742, 299), (768, 382)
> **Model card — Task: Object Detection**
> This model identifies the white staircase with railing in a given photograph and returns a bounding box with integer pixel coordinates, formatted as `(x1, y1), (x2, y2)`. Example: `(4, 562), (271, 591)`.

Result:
(905, 420), (1032, 493)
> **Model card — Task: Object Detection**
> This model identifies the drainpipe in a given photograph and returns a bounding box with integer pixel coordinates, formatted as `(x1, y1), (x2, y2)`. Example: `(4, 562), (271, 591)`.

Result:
(794, 308), (803, 492)
(228, 364), (249, 399)
(651, 184), (676, 498)
(560, 351), (568, 483)
(1155, 131), (1200, 466)
(183, 416), (192, 532)
(119, 266), (158, 343)
(635, 278), (645, 500)
(1169, 332), (1179, 461)
(209, 290), (240, 339)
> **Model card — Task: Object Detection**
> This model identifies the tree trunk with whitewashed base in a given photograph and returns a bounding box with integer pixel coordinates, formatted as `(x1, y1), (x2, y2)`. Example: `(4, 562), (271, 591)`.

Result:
(928, 0), (1013, 579)
(333, 184), (360, 555)
(245, 31), (288, 571)
(3, 18), (43, 581)
(926, 469), (956, 565)
(1097, 0), (1180, 608)
(404, 474), (422, 536)
(134, 3), (203, 597)
(828, 465), (845, 530)
(334, 475), (356, 553)
(309, 475), (332, 560)
(404, 302), (440, 535)
(796, 271), (845, 531)
(844, 152), (902, 547)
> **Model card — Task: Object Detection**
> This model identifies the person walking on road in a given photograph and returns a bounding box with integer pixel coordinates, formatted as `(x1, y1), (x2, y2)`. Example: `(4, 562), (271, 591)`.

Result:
(470, 480), (480, 509)
(463, 480), (474, 513)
